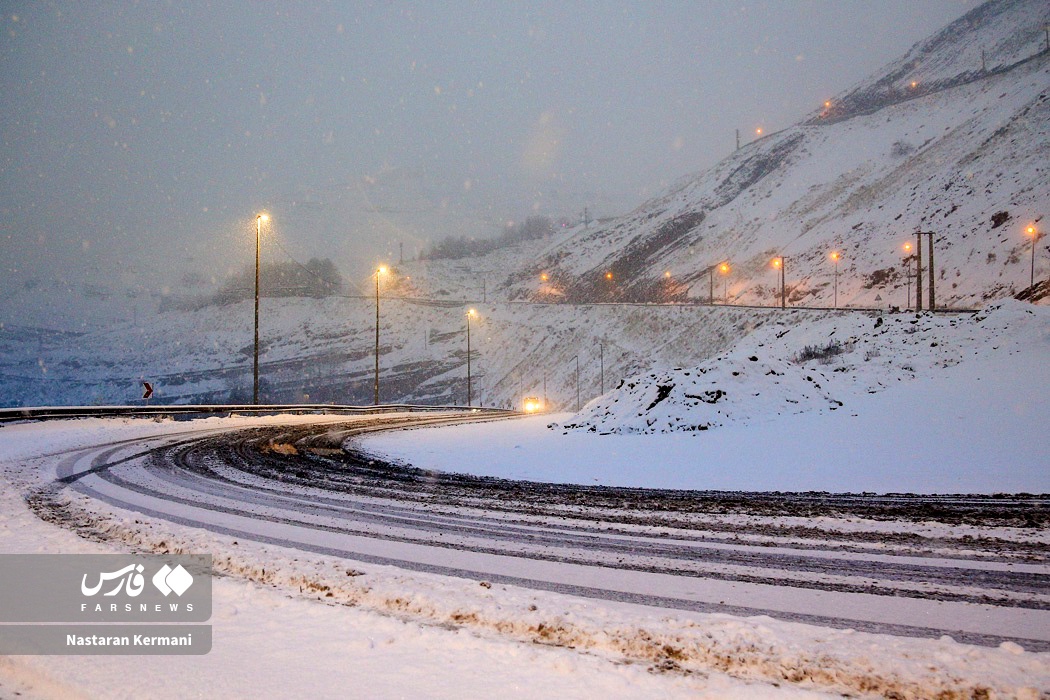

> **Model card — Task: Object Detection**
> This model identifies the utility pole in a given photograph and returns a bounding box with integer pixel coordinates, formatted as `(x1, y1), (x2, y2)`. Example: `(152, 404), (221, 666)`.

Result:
(254, 213), (268, 405)
(709, 266), (714, 304)
(581, 207), (591, 229)
(599, 342), (604, 395)
(399, 242), (403, 265)
(466, 316), (471, 407)
(576, 355), (580, 411)
(735, 129), (740, 151)
(570, 355), (580, 412)
(254, 218), (261, 405)
(915, 230), (923, 311)
(927, 232), (935, 310)
(915, 231), (935, 310)
(772, 256), (787, 309)
(780, 258), (786, 309)
(374, 269), (381, 404)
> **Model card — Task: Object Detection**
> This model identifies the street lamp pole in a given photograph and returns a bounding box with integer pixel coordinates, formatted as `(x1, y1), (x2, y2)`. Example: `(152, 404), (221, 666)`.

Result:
(466, 308), (476, 406)
(914, 231), (923, 311)
(902, 242), (914, 310)
(253, 213), (268, 405)
(772, 256), (786, 308)
(374, 266), (386, 405)
(1028, 224), (1044, 288)
(915, 231), (935, 310)
(829, 251), (841, 308)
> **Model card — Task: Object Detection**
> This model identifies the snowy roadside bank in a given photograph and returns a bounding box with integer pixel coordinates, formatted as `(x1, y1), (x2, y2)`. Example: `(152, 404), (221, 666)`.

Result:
(0, 417), (736, 699)
(361, 302), (1049, 494)
(1, 416), (1048, 697)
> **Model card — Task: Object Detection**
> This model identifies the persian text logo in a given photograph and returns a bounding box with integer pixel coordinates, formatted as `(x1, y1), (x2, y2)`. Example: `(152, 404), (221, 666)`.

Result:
(80, 563), (194, 598)
(153, 564), (194, 597)
(81, 564), (146, 597)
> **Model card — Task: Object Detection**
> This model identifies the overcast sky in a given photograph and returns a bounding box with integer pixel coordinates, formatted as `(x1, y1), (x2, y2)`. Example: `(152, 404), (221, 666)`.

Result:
(0, 0), (982, 320)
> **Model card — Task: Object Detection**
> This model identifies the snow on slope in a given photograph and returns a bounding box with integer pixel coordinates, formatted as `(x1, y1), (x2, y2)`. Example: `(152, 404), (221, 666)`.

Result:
(0, 270), (840, 411)
(498, 0), (1049, 308)
(558, 300), (1048, 434)
(3, 0), (1048, 413)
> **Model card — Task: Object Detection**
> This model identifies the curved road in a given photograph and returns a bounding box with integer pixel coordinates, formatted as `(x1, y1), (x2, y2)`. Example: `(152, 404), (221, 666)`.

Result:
(38, 413), (1050, 651)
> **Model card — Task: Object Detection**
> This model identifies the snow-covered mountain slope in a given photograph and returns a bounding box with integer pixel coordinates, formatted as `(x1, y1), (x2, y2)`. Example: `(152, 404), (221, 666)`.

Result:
(3, 0), (1049, 411)
(493, 0), (1049, 309)
(557, 299), (1048, 434)
(0, 278), (835, 409)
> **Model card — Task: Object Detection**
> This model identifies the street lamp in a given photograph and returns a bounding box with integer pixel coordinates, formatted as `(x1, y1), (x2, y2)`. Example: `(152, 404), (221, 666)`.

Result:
(374, 265), (387, 405)
(466, 308), (477, 406)
(771, 256), (786, 309)
(719, 262), (730, 304)
(829, 251), (842, 308)
(253, 213), (269, 405)
(902, 242), (914, 309)
(1027, 223), (1044, 288)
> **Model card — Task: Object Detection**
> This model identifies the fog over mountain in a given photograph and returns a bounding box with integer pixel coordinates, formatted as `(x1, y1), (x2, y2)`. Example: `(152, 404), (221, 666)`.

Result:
(1, 0), (981, 330)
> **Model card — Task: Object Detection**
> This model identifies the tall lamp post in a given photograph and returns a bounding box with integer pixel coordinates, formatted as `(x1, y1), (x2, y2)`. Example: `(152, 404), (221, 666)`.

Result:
(1028, 223), (1044, 288)
(466, 308), (477, 406)
(253, 213), (268, 405)
(829, 251), (842, 308)
(374, 265), (387, 405)
(902, 242), (914, 309)
(719, 262), (730, 304)
(772, 256), (786, 309)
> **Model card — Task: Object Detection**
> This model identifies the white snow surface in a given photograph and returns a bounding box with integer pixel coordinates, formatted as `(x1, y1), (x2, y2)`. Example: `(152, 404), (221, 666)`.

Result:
(2, 416), (1049, 698)
(0, 416), (767, 699)
(360, 301), (1050, 493)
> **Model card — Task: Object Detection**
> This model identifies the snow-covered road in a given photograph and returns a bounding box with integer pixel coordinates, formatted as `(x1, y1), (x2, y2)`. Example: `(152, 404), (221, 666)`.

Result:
(40, 414), (1050, 652)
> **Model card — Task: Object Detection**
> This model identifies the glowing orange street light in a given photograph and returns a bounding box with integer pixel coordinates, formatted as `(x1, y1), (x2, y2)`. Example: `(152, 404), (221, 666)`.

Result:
(373, 265), (388, 405)
(910, 80), (918, 89)
(605, 271), (613, 281)
(755, 127), (763, 136)
(824, 101), (831, 109)
(466, 308), (478, 406)
(1027, 223), (1044, 288)
(664, 271), (671, 279)
(829, 251), (842, 308)
(253, 213), (269, 404)
(540, 272), (549, 282)
(901, 242), (915, 308)
(719, 262), (730, 303)
(771, 256), (786, 308)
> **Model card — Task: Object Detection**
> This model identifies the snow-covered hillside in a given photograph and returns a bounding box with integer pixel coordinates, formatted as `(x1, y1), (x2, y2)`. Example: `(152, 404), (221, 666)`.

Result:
(557, 299), (1048, 434)
(2, 0), (1048, 411)
(495, 0), (1049, 308)
(0, 274), (835, 409)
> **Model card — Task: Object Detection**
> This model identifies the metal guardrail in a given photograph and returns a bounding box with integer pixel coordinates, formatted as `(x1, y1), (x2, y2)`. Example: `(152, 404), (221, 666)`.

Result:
(0, 404), (517, 424)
